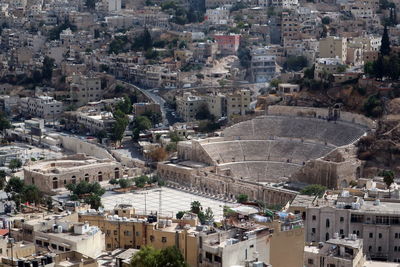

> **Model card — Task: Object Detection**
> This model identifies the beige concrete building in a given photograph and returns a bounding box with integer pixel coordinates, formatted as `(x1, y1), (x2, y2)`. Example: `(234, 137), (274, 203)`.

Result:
(11, 213), (104, 258)
(78, 205), (199, 267)
(226, 89), (251, 119)
(314, 58), (344, 81)
(319, 36), (348, 63)
(133, 102), (161, 117)
(304, 236), (366, 267)
(176, 92), (206, 122)
(68, 74), (103, 107)
(23, 154), (126, 193)
(290, 191), (400, 262)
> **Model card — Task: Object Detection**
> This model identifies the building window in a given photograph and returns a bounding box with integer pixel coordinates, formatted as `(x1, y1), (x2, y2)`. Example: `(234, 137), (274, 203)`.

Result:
(340, 217), (344, 222)
(312, 215), (316, 221)
(369, 246), (372, 251)
(379, 233), (382, 239)
(150, 235), (154, 242)
(396, 233), (399, 239)
(312, 228), (316, 234)
(162, 237), (167, 243)
(114, 230), (118, 235)
(395, 246), (398, 252)
(369, 233), (373, 238)
(107, 244), (111, 249)
(378, 246), (382, 252)
(308, 259), (314, 264)
(326, 219), (330, 228)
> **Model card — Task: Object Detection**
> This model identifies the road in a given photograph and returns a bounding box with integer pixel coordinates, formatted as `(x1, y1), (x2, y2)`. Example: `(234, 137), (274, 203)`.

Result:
(119, 81), (169, 126)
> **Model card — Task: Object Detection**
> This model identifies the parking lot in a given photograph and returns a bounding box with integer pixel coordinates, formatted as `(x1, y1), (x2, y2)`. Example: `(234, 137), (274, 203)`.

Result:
(101, 187), (237, 221)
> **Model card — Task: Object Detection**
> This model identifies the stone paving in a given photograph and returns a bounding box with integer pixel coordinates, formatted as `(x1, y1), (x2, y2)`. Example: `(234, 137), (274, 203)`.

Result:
(101, 187), (237, 221)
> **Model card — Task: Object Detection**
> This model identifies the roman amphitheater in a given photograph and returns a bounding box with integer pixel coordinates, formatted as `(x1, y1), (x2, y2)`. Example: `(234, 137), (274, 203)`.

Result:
(158, 106), (375, 206)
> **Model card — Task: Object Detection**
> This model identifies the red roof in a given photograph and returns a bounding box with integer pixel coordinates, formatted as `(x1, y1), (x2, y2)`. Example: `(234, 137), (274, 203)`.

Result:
(0, 229), (9, 236)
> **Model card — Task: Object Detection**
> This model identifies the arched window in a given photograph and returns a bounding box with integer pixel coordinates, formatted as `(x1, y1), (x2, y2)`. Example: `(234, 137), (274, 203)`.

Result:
(114, 168), (120, 179)
(325, 233), (329, 241)
(84, 173), (89, 182)
(71, 176), (76, 184)
(326, 219), (330, 228)
(52, 177), (58, 189)
(98, 171), (103, 182)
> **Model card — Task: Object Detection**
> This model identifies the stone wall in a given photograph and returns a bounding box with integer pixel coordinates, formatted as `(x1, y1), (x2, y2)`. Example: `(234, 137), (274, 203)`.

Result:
(157, 162), (297, 206)
(60, 136), (115, 160)
(267, 105), (375, 129)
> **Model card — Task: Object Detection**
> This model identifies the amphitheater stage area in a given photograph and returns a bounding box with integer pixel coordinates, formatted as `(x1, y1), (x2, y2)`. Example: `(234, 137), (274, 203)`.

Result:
(184, 115), (369, 185)
(158, 110), (373, 205)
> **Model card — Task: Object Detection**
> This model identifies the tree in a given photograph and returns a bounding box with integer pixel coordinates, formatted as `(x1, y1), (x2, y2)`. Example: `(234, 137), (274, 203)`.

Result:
(321, 16), (331, 25)
(148, 147), (168, 162)
(134, 175), (150, 188)
(176, 211), (185, 219)
(85, 194), (102, 210)
(42, 56), (55, 81)
(0, 112), (10, 132)
(382, 170), (394, 197)
(116, 96), (132, 114)
(112, 110), (129, 144)
(143, 28), (153, 51)
(190, 201), (201, 214)
(119, 178), (131, 188)
(284, 56), (308, 71)
(380, 25), (391, 56)
(130, 246), (160, 267)
(0, 170), (6, 190)
(157, 246), (189, 267)
(46, 196), (54, 211)
(236, 194), (248, 203)
(237, 39), (251, 68)
(300, 184), (327, 197)
(9, 158), (22, 171)
(195, 103), (214, 121)
(135, 116), (152, 131)
(21, 185), (42, 204)
(5, 176), (24, 194)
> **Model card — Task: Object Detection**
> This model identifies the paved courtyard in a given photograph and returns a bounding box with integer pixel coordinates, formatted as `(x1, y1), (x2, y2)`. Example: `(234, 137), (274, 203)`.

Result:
(101, 187), (237, 221)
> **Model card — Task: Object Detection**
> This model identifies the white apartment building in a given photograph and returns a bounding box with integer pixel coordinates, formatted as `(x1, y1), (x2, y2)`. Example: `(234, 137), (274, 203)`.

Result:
(205, 7), (230, 25)
(250, 48), (278, 83)
(76, 111), (116, 134)
(108, 0), (121, 12)
(290, 191), (400, 262)
(20, 96), (64, 120)
(68, 74), (103, 107)
(270, 0), (299, 9)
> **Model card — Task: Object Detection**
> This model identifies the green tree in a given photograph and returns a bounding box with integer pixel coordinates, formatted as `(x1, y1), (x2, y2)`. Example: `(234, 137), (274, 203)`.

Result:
(143, 28), (153, 51)
(300, 184), (327, 197)
(135, 116), (152, 131)
(9, 158), (22, 171)
(284, 56), (308, 71)
(380, 25), (391, 56)
(0, 112), (10, 132)
(176, 211), (185, 219)
(134, 175), (150, 188)
(381, 170), (394, 197)
(190, 201), (201, 214)
(5, 176), (24, 194)
(236, 194), (248, 203)
(116, 96), (132, 114)
(119, 178), (131, 188)
(195, 103), (214, 121)
(85, 194), (102, 210)
(46, 196), (54, 211)
(42, 56), (55, 81)
(0, 170), (6, 190)
(321, 16), (331, 25)
(21, 185), (42, 204)
(157, 246), (189, 267)
(112, 111), (129, 143)
(130, 246), (160, 267)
